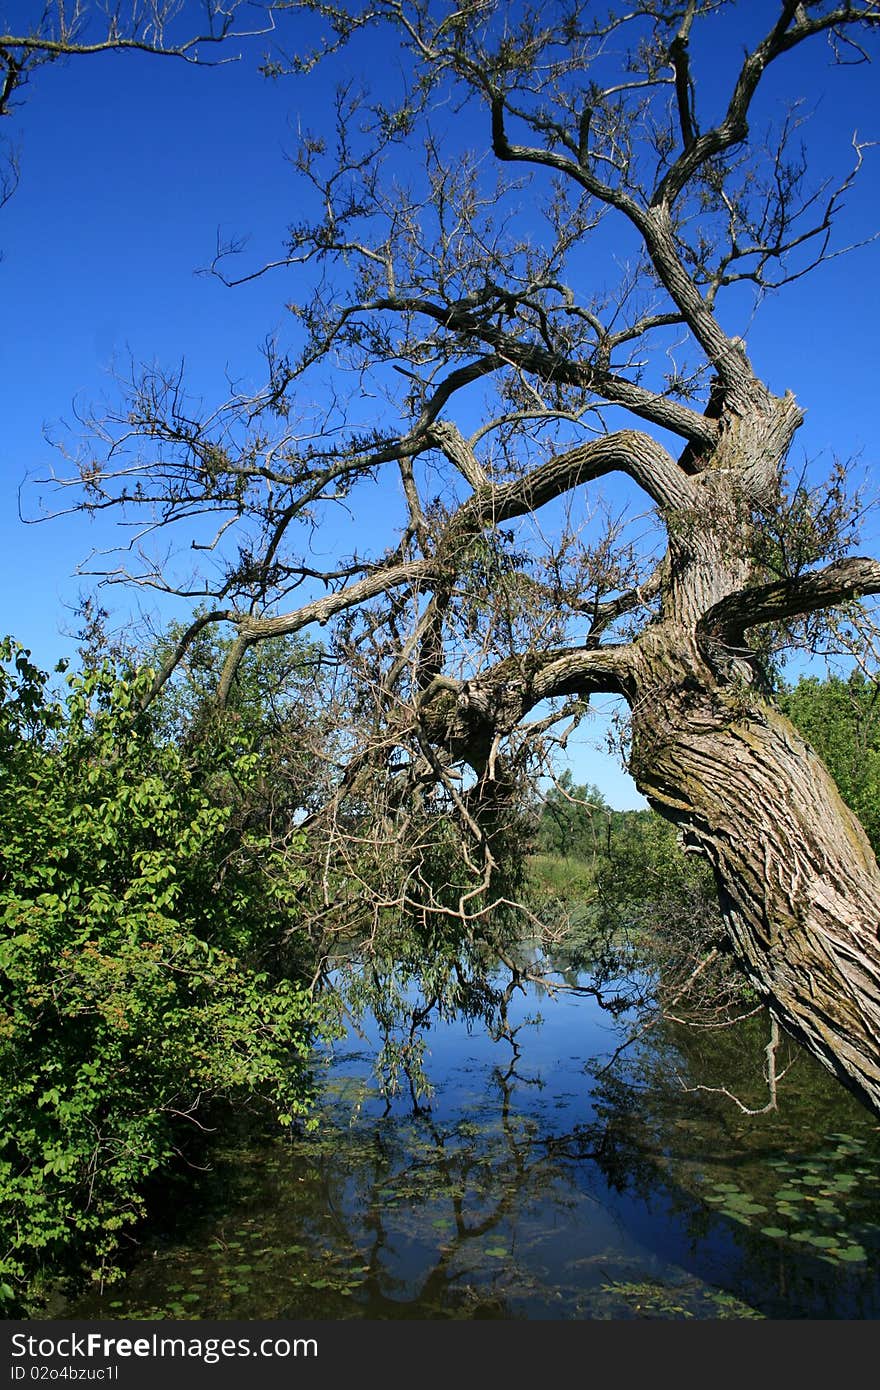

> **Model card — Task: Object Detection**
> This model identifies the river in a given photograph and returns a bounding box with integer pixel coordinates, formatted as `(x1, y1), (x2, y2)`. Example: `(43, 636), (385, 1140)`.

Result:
(65, 953), (880, 1320)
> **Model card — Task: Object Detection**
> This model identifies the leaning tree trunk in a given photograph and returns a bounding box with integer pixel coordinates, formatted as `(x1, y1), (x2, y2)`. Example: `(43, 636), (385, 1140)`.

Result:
(628, 631), (880, 1117)
(421, 389), (880, 1116)
(616, 387), (880, 1116)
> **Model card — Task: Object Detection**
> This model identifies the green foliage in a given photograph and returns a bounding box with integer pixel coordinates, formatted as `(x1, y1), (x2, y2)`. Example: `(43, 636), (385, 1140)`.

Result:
(528, 852), (598, 904)
(595, 1278), (764, 1320)
(702, 1134), (878, 1267)
(144, 618), (333, 837)
(536, 774), (718, 943)
(0, 637), (332, 1313)
(596, 809), (716, 929)
(778, 670), (880, 855)
(151, 620), (322, 744)
(532, 780), (728, 1013)
(536, 770), (610, 863)
(592, 808), (738, 1021)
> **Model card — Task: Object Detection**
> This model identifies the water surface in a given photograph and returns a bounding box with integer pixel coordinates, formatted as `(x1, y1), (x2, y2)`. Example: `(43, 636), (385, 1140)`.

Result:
(68, 964), (880, 1320)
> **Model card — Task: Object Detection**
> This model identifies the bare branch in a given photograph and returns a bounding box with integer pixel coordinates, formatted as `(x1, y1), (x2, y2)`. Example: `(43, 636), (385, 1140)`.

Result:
(700, 557), (880, 647)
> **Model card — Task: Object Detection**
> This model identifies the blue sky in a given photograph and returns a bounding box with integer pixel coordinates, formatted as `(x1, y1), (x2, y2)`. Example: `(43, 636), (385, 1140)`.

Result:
(2, 5), (879, 808)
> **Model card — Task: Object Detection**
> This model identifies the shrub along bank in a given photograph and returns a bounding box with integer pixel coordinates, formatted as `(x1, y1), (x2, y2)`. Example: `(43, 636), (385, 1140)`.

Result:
(0, 639), (333, 1314)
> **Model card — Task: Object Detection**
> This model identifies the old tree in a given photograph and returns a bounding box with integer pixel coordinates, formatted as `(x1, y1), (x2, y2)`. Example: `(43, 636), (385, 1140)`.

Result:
(45, 3), (880, 1112)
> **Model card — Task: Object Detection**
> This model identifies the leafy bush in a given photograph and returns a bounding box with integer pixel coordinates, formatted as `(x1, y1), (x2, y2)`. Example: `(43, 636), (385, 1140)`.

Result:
(0, 639), (331, 1312)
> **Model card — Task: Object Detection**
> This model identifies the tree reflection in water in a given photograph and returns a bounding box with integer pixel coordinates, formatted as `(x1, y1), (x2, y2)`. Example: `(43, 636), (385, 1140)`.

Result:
(66, 955), (880, 1321)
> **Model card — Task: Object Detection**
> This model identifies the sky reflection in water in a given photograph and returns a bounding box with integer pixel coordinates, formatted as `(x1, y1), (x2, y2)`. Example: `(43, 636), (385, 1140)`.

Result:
(69, 964), (880, 1321)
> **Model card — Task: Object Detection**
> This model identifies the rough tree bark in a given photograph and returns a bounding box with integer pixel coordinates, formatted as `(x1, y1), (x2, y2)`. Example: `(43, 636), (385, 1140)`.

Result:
(631, 670), (880, 1112)
(629, 387), (880, 1113)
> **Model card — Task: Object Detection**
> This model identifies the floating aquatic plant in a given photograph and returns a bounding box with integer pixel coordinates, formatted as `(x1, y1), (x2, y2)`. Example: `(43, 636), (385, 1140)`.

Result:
(701, 1134), (880, 1267)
